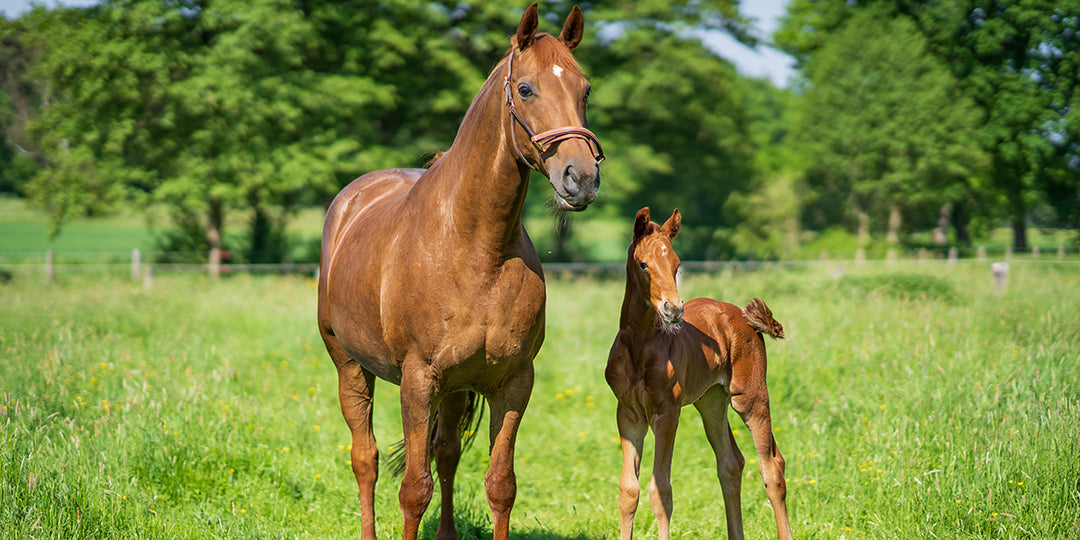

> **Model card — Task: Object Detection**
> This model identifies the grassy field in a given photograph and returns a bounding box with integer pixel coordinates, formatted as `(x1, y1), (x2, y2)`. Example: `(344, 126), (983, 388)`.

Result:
(2, 259), (1078, 539)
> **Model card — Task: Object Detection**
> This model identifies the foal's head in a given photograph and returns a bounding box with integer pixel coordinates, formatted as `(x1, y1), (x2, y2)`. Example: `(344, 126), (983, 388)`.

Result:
(629, 207), (684, 329)
(504, 4), (601, 211)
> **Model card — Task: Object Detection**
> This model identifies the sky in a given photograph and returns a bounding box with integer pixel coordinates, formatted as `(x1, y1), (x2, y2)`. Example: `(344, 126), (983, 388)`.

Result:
(0, 0), (795, 87)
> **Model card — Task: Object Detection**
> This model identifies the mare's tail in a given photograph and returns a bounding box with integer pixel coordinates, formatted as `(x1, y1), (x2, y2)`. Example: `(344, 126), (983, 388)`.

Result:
(742, 298), (785, 340)
(387, 391), (485, 477)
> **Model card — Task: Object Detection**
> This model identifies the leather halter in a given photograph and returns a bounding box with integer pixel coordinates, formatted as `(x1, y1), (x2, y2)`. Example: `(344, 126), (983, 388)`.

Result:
(503, 50), (605, 171)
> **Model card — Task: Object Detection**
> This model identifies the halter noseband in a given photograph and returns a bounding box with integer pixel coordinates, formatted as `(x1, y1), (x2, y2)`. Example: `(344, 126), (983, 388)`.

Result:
(503, 50), (605, 171)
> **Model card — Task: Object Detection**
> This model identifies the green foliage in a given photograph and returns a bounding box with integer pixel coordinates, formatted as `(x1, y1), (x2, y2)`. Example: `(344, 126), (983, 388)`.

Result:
(789, 8), (987, 239)
(1, 264), (1078, 537)
(778, 0), (1080, 250)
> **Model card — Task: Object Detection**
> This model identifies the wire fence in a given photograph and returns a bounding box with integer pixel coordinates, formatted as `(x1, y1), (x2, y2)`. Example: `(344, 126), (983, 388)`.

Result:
(2, 245), (1077, 287)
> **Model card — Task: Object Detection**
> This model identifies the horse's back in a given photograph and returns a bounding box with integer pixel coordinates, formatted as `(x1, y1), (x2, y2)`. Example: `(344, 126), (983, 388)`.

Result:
(322, 168), (424, 260)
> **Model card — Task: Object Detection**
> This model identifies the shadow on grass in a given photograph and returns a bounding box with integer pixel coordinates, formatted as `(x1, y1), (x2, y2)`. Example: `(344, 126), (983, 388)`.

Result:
(417, 508), (603, 540)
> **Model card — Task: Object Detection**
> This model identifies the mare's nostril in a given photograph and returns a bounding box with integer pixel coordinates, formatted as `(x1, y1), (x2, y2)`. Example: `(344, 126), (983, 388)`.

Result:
(563, 165), (580, 196)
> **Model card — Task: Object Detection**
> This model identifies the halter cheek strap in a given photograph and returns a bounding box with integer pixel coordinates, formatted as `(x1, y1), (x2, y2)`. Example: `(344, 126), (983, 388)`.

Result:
(503, 50), (605, 171)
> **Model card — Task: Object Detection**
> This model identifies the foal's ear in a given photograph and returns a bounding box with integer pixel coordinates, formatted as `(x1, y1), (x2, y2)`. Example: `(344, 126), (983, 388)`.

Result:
(661, 208), (681, 239)
(633, 207), (652, 242)
(559, 6), (585, 50)
(514, 3), (539, 51)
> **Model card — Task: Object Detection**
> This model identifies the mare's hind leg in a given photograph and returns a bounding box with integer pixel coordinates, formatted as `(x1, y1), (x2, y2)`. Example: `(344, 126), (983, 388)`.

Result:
(484, 363), (534, 540)
(694, 387), (746, 540)
(615, 404), (648, 540)
(334, 357), (380, 540)
(432, 391), (473, 540)
(732, 393), (793, 540)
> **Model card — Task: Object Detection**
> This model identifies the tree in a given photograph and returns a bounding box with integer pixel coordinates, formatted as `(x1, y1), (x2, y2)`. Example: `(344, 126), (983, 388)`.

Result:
(778, 0), (1080, 250)
(789, 8), (986, 245)
(567, 0), (760, 259)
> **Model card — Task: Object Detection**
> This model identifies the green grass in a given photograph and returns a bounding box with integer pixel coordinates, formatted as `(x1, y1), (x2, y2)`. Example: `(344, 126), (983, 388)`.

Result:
(2, 258), (1079, 538)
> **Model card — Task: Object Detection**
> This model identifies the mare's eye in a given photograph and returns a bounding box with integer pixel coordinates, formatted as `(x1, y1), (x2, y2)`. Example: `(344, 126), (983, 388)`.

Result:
(639, 261), (648, 270)
(518, 84), (533, 98)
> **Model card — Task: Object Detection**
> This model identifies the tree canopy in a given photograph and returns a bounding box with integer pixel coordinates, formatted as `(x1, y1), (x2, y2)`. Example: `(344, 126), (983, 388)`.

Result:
(1, 1), (1078, 262)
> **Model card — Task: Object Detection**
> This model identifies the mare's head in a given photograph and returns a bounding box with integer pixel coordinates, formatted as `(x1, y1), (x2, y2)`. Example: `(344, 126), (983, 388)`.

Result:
(629, 207), (684, 329)
(504, 3), (601, 211)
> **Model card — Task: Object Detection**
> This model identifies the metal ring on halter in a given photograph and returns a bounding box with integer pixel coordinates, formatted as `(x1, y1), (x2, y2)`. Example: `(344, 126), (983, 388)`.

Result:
(503, 50), (605, 171)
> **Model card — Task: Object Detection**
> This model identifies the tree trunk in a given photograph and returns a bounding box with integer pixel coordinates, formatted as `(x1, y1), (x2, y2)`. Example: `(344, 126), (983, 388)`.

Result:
(887, 205), (901, 245)
(933, 205), (950, 246)
(207, 201), (223, 279)
(951, 201), (970, 246)
(857, 210), (869, 247)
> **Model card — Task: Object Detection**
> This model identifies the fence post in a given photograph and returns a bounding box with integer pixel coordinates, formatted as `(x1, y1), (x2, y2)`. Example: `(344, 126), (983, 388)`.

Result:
(45, 249), (54, 284)
(977, 246), (986, 261)
(131, 248), (142, 281)
(947, 246), (958, 265)
(143, 265), (154, 292)
(1031, 246), (1040, 259)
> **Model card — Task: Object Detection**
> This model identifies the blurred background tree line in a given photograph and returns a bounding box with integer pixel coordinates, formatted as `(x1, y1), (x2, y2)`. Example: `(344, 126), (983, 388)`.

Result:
(1, 0), (1077, 263)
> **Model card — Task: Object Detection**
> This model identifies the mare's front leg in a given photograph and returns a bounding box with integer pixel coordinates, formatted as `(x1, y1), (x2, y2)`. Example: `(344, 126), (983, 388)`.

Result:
(648, 403), (680, 540)
(335, 357), (380, 540)
(433, 391), (473, 540)
(399, 356), (437, 540)
(615, 404), (647, 540)
(484, 363), (534, 540)
(694, 386), (746, 540)
(732, 393), (793, 540)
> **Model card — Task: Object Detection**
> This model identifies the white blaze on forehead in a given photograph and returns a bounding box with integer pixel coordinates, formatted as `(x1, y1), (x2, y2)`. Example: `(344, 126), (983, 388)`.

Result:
(552, 64), (564, 78)
(660, 244), (667, 256)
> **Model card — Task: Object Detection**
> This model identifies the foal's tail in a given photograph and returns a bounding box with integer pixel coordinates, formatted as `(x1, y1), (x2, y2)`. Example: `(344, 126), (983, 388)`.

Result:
(387, 391), (485, 477)
(743, 298), (785, 340)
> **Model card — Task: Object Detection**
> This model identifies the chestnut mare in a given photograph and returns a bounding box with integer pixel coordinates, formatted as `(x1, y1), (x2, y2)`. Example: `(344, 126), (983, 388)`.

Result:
(317, 5), (601, 540)
(605, 208), (793, 540)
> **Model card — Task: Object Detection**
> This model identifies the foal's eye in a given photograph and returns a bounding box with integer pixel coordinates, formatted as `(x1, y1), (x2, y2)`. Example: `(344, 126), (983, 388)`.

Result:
(639, 261), (648, 270)
(517, 84), (533, 98)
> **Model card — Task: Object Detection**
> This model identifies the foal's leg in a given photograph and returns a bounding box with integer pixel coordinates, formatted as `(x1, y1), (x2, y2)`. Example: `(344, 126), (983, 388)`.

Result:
(615, 404), (648, 540)
(399, 357), (437, 540)
(432, 391), (472, 540)
(732, 394), (793, 540)
(334, 357), (380, 540)
(647, 404), (680, 540)
(694, 387), (746, 540)
(484, 364), (534, 540)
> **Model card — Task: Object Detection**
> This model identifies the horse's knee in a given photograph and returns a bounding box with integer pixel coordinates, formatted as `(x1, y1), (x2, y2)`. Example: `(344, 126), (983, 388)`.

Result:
(399, 471), (434, 518)
(484, 468), (517, 514)
(648, 477), (672, 504)
(618, 479), (640, 514)
(351, 443), (379, 486)
(719, 452), (744, 487)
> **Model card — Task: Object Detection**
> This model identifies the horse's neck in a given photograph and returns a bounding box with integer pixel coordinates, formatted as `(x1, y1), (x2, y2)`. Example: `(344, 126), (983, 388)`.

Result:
(421, 66), (530, 253)
(619, 270), (657, 341)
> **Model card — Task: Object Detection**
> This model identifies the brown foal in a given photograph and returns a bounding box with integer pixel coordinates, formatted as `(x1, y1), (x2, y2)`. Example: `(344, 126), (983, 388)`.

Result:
(605, 208), (793, 540)
(318, 5), (601, 540)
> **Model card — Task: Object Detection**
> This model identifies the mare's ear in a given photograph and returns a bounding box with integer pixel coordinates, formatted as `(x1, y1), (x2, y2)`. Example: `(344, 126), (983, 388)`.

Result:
(514, 3), (539, 51)
(559, 6), (585, 50)
(633, 207), (652, 242)
(661, 208), (681, 239)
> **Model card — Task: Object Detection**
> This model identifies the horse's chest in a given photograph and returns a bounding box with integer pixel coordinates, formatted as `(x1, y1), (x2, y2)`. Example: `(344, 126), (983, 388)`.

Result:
(481, 260), (546, 359)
